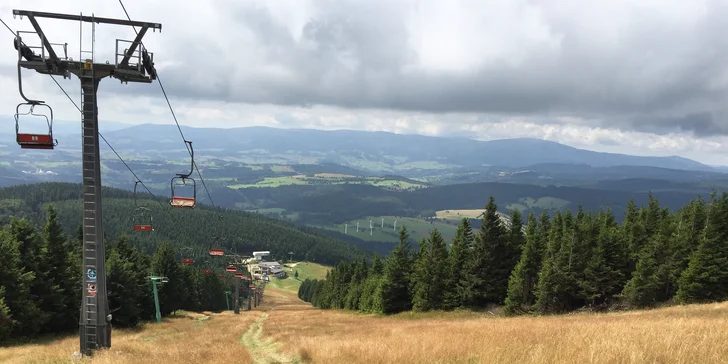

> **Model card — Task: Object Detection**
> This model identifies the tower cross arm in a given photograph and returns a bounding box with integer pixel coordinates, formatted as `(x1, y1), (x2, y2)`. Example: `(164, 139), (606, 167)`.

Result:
(12, 9), (162, 30)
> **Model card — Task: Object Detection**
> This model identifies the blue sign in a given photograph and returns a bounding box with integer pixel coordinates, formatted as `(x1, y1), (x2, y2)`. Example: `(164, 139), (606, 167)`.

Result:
(87, 268), (97, 282)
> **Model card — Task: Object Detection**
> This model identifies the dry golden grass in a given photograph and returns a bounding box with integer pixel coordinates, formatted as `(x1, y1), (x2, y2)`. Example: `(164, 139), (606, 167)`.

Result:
(262, 289), (728, 364)
(0, 310), (257, 364)
(4, 289), (728, 364)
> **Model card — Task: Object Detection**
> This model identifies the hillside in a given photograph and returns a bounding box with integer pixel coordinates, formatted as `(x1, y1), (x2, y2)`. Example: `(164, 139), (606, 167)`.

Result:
(214, 181), (702, 226)
(0, 182), (365, 265)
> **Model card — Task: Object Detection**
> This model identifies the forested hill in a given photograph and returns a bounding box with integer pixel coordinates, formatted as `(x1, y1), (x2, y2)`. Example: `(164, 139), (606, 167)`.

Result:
(0, 182), (364, 265)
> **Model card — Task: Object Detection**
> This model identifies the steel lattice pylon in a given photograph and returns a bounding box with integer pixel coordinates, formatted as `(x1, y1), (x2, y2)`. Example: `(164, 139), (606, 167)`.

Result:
(11, 9), (162, 356)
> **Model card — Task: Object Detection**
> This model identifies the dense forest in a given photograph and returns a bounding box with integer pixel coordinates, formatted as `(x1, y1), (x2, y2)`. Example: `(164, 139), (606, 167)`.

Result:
(0, 182), (366, 265)
(299, 193), (728, 314)
(0, 206), (251, 344)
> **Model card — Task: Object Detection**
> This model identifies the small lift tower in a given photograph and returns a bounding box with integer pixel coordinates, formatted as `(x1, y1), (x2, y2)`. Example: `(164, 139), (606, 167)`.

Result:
(10, 9), (161, 356)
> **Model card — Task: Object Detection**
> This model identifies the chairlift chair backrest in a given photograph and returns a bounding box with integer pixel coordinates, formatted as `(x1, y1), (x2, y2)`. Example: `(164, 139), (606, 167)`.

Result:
(170, 140), (196, 208)
(133, 181), (154, 231)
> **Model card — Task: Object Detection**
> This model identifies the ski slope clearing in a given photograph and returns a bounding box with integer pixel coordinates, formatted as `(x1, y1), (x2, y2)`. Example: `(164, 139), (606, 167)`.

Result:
(2, 289), (727, 363)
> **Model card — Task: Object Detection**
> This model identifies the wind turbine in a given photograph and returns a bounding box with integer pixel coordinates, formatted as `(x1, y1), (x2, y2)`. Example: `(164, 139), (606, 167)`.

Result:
(394, 220), (397, 231)
(369, 219), (373, 236)
(356, 222), (359, 233)
(345, 224), (348, 234)
(381, 218), (384, 228)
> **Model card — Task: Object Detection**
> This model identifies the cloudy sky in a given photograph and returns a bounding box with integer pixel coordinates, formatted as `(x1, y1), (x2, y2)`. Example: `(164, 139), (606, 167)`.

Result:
(1, 0), (728, 164)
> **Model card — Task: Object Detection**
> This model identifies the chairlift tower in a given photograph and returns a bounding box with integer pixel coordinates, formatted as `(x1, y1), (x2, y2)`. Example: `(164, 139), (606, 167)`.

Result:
(10, 9), (161, 356)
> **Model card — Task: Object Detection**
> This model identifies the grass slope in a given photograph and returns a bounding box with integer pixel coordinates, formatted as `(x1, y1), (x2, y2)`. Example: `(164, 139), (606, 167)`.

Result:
(266, 262), (331, 292)
(3, 288), (727, 363)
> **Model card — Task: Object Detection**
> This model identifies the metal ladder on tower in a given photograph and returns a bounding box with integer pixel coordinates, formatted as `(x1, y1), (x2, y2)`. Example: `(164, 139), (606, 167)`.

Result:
(79, 13), (99, 351)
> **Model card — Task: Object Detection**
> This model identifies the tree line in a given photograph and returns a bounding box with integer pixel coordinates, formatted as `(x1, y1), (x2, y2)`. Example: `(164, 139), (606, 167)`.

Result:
(299, 193), (728, 314)
(0, 206), (250, 345)
(0, 182), (366, 265)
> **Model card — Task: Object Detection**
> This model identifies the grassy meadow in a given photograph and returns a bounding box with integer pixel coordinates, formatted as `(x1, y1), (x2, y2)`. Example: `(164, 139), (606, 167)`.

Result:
(2, 287), (727, 363)
(227, 175), (426, 190)
(263, 262), (331, 292)
(263, 289), (728, 364)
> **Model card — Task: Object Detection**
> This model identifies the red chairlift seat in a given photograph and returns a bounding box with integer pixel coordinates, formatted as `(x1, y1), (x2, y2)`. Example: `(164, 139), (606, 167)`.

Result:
(134, 224), (153, 231)
(182, 258), (194, 265)
(15, 103), (57, 150)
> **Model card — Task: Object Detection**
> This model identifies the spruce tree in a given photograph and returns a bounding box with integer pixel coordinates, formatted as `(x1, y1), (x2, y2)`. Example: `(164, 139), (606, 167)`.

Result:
(477, 197), (511, 305)
(411, 238), (432, 311)
(579, 216), (626, 306)
(675, 192), (728, 303)
(378, 226), (413, 314)
(370, 253), (384, 275)
(0, 287), (13, 343)
(621, 242), (660, 307)
(428, 229), (448, 310)
(151, 242), (185, 315)
(536, 212), (573, 312)
(107, 247), (142, 327)
(505, 211), (544, 314)
(39, 206), (77, 333)
(667, 198), (707, 297)
(444, 219), (468, 309)
(0, 229), (42, 337)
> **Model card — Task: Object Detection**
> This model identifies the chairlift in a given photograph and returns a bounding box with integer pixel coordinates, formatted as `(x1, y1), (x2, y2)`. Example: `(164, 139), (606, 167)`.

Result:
(182, 258), (194, 265)
(226, 265), (237, 272)
(132, 181), (153, 231)
(15, 102), (57, 150)
(170, 140), (196, 208)
(13, 35), (58, 150)
(203, 269), (212, 275)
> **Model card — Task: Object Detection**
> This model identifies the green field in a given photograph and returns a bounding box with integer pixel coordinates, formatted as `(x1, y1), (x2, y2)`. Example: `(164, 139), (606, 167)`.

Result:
(227, 175), (427, 190)
(266, 262), (331, 292)
(228, 176), (309, 188)
(317, 216), (459, 244)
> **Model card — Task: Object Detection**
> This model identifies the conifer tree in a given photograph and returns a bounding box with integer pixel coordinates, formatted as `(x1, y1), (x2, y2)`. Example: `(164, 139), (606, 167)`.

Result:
(444, 219), (468, 309)
(676, 192), (728, 303)
(536, 212), (572, 312)
(666, 198), (707, 297)
(107, 247), (142, 327)
(378, 226), (413, 314)
(475, 197), (511, 305)
(0, 229), (42, 337)
(370, 253), (384, 275)
(579, 212), (627, 306)
(0, 287), (13, 343)
(39, 206), (77, 333)
(428, 228), (448, 310)
(411, 238), (432, 311)
(151, 242), (185, 315)
(505, 211), (544, 314)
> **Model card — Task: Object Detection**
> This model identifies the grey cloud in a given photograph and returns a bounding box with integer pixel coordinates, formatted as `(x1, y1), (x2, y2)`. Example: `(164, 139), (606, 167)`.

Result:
(5, 0), (728, 137)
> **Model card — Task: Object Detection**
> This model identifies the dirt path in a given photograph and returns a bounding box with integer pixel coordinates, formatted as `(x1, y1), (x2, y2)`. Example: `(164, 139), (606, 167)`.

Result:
(240, 312), (299, 364)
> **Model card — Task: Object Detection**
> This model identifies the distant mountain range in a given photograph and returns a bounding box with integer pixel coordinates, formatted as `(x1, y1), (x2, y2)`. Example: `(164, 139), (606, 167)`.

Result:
(5, 122), (706, 170)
